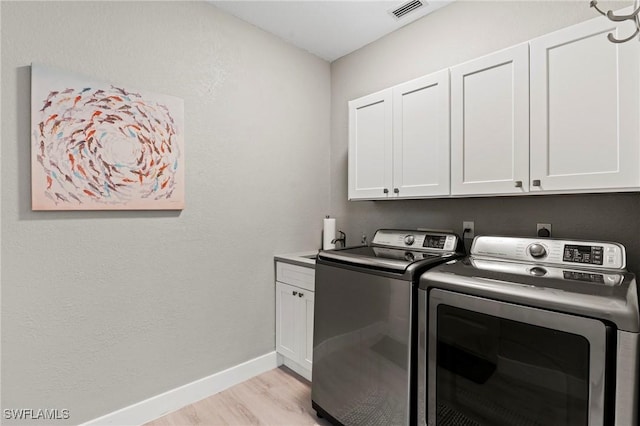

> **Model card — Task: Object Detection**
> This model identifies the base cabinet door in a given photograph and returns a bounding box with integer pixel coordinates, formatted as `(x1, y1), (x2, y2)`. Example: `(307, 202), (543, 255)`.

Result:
(275, 280), (314, 380)
(530, 13), (640, 192)
(450, 43), (530, 196)
(301, 291), (314, 371)
(276, 281), (300, 362)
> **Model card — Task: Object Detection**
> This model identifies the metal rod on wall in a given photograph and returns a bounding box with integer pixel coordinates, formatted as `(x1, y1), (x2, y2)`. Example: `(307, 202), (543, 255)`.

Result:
(590, 0), (640, 43)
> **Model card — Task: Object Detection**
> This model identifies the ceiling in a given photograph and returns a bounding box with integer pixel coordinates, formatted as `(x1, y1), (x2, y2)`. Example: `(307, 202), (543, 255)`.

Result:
(209, 0), (455, 62)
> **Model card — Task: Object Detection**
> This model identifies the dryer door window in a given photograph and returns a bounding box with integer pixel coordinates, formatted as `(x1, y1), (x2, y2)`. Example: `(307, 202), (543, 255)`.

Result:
(427, 289), (609, 426)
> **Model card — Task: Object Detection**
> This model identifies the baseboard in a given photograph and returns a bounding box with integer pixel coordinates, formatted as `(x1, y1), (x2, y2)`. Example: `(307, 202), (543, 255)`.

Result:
(281, 357), (312, 382)
(81, 351), (278, 426)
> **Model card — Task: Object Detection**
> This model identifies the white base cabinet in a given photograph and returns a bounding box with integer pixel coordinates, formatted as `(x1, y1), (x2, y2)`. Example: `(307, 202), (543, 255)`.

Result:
(275, 261), (314, 381)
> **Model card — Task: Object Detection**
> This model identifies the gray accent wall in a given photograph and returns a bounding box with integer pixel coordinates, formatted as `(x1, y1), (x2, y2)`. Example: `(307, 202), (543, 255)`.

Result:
(330, 1), (640, 272)
(1, 1), (330, 424)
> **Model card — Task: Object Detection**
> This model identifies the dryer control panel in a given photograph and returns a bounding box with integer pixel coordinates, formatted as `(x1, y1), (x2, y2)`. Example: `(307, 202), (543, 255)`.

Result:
(471, 236), (626, 270)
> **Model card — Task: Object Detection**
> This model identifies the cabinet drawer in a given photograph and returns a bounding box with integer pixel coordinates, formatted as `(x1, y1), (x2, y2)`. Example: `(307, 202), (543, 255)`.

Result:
(276, 262), (315, 292)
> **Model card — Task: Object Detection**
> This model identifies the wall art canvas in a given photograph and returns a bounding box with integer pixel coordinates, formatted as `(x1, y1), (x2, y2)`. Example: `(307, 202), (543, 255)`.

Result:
(31, 64), (185, 210)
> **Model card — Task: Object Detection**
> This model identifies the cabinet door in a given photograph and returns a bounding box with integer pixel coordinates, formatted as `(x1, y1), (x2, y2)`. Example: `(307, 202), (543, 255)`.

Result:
(348, 89), (393, 200)
(392, 70), (450, 198)
(276, 282), (299, 361)
(451, 43), (530, 195)
(300, 290), (314, 371)
(530, 13), (640, 192)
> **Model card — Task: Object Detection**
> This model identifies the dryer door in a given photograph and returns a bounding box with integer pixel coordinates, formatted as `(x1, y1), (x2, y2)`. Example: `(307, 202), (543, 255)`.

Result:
(427, 289), (610, 426)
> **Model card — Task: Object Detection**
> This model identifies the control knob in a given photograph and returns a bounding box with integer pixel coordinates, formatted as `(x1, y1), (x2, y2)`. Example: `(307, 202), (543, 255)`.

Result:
(528, 243), (547, 259)
(529, 266), (547, 277)
(404, 235), (415, 246)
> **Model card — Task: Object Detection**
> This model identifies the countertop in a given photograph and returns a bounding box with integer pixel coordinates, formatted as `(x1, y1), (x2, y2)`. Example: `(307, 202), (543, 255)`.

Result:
(274, 250), (319, 268)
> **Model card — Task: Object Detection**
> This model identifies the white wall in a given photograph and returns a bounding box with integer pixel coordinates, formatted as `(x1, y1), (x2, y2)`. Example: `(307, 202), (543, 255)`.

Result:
(330, 1), (640, 271)
(1, 1), (330, 424)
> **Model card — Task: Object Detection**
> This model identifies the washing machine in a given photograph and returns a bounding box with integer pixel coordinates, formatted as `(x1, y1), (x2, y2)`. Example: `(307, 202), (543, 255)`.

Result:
(312, 229), (464, 426)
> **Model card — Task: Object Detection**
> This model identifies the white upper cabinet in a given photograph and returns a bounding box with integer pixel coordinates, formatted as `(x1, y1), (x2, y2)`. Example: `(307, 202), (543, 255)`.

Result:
(347, 9), (640, 200)
(450, 43), (530, 196)
(529, 14), (640, 192)
(393, 70), (450, 198)
(348, 70), (450, 200)
(348, 90), (393, 200)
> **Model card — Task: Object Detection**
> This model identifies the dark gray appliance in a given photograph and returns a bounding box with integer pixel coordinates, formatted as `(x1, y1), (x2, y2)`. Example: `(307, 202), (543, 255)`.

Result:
(418, 236), (639, 426)
(312, 229), (464, 426)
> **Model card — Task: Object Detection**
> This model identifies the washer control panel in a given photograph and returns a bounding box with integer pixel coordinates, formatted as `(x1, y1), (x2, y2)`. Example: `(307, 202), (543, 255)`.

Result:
(471, 236), (626, 270)
(372, 229), (459, 252)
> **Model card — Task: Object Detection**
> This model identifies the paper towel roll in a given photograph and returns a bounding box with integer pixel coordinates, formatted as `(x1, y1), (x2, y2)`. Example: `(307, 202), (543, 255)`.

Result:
(323, 217), (336, 250)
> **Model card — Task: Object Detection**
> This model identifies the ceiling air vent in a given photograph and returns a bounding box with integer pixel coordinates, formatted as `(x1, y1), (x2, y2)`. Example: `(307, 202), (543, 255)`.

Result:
(389, 0), (426, 20)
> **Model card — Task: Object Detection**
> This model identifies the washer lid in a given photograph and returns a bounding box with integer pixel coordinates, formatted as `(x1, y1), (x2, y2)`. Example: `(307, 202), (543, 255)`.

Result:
(419, 258), (640, 332)
(318, 246), (449, 273)
(318, 229), (463, 275)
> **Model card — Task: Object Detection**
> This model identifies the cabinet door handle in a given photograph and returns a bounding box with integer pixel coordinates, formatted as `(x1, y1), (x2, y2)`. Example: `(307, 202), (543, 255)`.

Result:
(292, 291), (298, 296)
(298, 292), (304, 297)
(383, 188), (389, 194)
(532, 180), (541, 187)
(514, 180), (522, 188)
(393, 188), (399, 194)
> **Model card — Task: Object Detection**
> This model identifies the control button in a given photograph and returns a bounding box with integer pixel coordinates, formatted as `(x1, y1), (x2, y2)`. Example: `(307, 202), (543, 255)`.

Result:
(529, 267), (547, 277)
(528, 243), (547, 259)
(404, 235), (415, 246)
(606, 275), (620, 285)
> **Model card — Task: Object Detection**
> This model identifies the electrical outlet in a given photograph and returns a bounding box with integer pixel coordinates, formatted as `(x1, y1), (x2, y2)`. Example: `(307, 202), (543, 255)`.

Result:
(537, 223), (552, 238)
(463, 221), (475, 239)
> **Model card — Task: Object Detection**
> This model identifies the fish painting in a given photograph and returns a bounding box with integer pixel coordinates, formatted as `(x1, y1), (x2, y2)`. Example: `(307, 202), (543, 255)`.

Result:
(31, 64), (184, 211)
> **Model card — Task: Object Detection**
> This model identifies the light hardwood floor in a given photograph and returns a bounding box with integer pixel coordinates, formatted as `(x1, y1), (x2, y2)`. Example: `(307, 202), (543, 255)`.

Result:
(144, 367), (333, 426)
